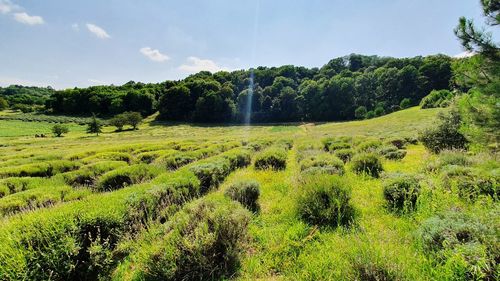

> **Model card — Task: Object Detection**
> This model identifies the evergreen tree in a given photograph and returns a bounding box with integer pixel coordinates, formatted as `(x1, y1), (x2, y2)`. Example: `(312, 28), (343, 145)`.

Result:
(87, 114), (102, 136)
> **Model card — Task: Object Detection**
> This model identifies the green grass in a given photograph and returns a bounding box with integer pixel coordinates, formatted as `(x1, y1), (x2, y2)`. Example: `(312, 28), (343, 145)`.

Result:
(0, 106), (497, 280)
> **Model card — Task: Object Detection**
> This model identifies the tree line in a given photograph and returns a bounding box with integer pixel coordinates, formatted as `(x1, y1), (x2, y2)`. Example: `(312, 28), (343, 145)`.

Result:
(2, 54), (459, 123)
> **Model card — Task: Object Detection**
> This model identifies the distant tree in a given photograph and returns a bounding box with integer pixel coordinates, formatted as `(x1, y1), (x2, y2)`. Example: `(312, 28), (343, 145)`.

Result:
(0, 97), (8, 110)
(124, 111), (143, 129)
(158, 85), (192, 120)
(419, 109), (468, 153)
(87, 114), (102, 136)
(51, 124), (69, 137)
(109, 114), (127, 131)
(365, 111), (376, 119)
(374, 106), (385, 117)
(400, 98), (412, 109)
(354, 106), (367, 119)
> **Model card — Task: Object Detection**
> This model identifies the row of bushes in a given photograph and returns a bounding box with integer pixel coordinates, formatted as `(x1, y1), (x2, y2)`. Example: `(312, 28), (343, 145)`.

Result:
(0, 148), (253, 280)
(0, 160), (80, 178)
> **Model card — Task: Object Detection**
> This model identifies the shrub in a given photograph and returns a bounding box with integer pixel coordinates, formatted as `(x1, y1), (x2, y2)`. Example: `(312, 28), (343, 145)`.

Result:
(300, 153), (345, 176)
(97, 164), (161, 191)
(59, 161), (127, 186)
(355, 106), (367, 119)
(400, 98), (412, 109)
(425, 150), (472, 172)
(0, 160), (80, 178)
(420, 89), (454, 109)
(133, 198), (250, 280)
(382, 173), (421, 213)
(328, 142), (351, 151)
(157, 153), (197, 170)
(109, 114), (127, 131)
(440, 166), (498, 200)
(334, 148), (354, 163)
(189, 159), (231, 192)
(82, 152), (133, 164)
(418, 210), (498, 279)
(351, 153), (384, 178)
(419, 109), (468, 153)
(254, 147), (287, 171)
(386, 137), (406, 149)
(225, 180), (260, 212)
(365, 110), (376, 119)
(297, 175), (355, 227)
(357, 139), (382, 152)
(321, 137), (335, 151)
(221, 149), (252, 170)
(51, 124), (69, 137)
(384, 150), (407, 160)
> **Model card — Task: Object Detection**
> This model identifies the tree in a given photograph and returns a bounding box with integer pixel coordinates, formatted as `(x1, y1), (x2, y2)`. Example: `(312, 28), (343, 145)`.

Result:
(354, 106), (367, 119)
(52, 124), (69, 137)
(0, 97), (8, 110)
(87, 114), (102, 136)
(110, 114), (127, 131)
(419, 109), (468, 153)
(158, 85), (192, 121)
(124, 112), (143, 129)
(400, 98), (412, 109)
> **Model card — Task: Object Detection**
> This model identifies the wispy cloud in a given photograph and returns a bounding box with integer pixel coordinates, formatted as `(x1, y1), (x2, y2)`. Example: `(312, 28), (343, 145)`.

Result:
(178, 57), (229, 73)
(71, 23), (79, 31)
(13, 12), (44, 25)
(0, 0), (18, 14)
(86, 23), (110, 39)
(88, 78), (107, 85)
(139, 47), (170, 62)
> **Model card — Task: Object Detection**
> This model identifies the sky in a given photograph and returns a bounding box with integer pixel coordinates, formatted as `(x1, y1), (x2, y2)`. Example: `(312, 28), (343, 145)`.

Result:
(0, 0), (493, 89)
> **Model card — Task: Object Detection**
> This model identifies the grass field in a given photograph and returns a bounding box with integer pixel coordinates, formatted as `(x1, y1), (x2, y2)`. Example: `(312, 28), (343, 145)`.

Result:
(0, 106), (498, 280)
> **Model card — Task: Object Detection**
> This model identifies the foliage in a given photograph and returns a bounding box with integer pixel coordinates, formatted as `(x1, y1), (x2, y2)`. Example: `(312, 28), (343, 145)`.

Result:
(87, 114), (103, 136)
(351, 153), (384, 178)
(334, 148), (355, 163)
(97, 164), (161, 191)
(297, 175), (356, 227)
(51, 124), (69, 137)
(225, 180), (260, 212)
(254, 147), (288, 170)
(420, 89), (454, 109)
(419, 109), (468, 153)
(382, 173), (421, 213)
(300, 153), (345, 175)
(0, 97), (8, 110)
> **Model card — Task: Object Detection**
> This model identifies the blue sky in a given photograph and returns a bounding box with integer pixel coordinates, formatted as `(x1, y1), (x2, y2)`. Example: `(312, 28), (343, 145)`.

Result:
(0, 0), (491, 89)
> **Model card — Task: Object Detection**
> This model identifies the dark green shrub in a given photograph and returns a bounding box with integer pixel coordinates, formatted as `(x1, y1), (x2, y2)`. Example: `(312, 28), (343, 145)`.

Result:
(51, 124), (69, 137)
(386, 138), (406, 149)
(419, 109), (468, 153)
(440, 166), (498, 200)
(297, 175), (355, 227)
(139, 198), (250, 280)
(225, 180), (260, 212)
(382, 174), (421, 213)
(300, 154), (345, 176)
(97, 164), (161, 191)
(159, 153), (197, 170)
(365, 111), (376, 119)
(355, 106), (367, 119)
(384, 150), (407, 161)
(254, 147), (287, 170)
(221, 149), (251, 170)
(351, 153), (384, 178)
(334, 148), (354, 163)
(400, 98), (412, 109)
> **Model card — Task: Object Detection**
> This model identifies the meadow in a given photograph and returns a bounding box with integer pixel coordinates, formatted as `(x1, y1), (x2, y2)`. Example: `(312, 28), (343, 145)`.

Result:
(0, 106), (498, 281)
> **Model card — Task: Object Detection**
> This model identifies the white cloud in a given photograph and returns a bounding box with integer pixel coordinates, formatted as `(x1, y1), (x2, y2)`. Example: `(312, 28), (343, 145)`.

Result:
(139, 47), (170, 62)
(88, 79), (107, 85)
(13, 12), (44, 25)
(86, 23), (110, 39)
(178, 57), (229, 73)
(71, 23), (79, 31)
(0, 0), (17, 14)
(453, 51), (476, 58)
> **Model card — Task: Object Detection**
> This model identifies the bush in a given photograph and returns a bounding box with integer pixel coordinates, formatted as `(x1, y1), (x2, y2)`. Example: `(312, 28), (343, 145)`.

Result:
(365, 110), (376, 119)
(357, 139), (382, 152)
(378, 145), (407, 160)
(109, 114), (127, 131)
(328, 142), (351, 151)
(386, 137), (406, 149)
(355, 106), (367, 119)
(82, 152), (133, 164)
(334, 148), (354, 163)
(400, 98), (412, 109)
(134, 198), (250, 280)
(419, 109), (468, 153)
(351, 153), (384, 178)
(300, 153), (345, 176)
(225, 180), (260, 212)
(221, 149), (252, 170)
(59, 161), (127, 186)
(420, 89), (454, 109)
(418, 210), (498, 279)
(425, 150), (472, 172)
(382, 173), (421, 213)
(254, 147), (287, 171)
(0, 160), (80, 178)
(440, 166), (499, 200)
(97, 164), (161, 191)
(321, 137), (335, 151)
(189, 159), (231, 192)
(297, 175), (355, 227)
(51, 124), (69, 137)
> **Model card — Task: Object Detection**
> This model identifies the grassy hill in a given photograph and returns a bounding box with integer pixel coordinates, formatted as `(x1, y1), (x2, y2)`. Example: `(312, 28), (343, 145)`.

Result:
(0, 106), (497, 280)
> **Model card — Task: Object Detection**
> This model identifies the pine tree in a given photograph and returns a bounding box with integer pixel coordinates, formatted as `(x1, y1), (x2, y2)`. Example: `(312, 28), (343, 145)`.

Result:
(87, 113), (102, 136)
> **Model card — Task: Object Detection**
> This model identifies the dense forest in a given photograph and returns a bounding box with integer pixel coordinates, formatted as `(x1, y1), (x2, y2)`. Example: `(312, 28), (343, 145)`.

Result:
(2, 54), (460, 122)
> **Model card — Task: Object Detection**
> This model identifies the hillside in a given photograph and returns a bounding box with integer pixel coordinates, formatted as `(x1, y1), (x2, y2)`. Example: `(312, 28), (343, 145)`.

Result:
(1, 106), (497, 280)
